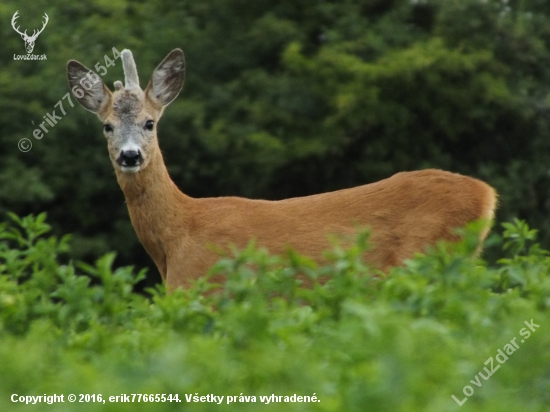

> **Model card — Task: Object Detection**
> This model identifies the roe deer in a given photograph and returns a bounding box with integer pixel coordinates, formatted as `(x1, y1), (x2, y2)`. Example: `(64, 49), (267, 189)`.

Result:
(67, 48), (497, 291)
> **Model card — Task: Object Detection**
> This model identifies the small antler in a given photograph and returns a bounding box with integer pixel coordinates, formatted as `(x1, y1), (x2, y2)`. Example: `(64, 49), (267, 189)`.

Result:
(121, 49), (140, 90)
(11, 11), (27, 38)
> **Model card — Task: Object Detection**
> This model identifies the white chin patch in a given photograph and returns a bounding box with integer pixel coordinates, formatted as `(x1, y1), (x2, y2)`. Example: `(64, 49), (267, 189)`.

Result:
(120, 165), (141, 173)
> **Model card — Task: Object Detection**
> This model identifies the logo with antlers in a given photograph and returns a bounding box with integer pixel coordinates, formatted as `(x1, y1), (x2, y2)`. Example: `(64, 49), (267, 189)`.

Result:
(11, 11), (49, 54)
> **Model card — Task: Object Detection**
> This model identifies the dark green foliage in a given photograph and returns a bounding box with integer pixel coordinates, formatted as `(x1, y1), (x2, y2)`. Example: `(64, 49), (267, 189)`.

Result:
(1, 213), (549, 411)
(2, 0), (550, 281)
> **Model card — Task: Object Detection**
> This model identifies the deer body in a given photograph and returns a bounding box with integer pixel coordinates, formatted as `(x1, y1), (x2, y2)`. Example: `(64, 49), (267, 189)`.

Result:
(67, 49), (497, 291)
(120, 158), (495, 290)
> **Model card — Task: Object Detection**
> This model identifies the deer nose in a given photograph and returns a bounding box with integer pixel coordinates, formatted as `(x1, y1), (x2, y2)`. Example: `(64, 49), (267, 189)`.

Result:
(117, 150), (143, 167)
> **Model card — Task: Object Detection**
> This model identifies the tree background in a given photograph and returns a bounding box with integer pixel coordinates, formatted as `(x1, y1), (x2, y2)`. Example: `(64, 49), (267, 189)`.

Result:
(2, 0), (550, 287)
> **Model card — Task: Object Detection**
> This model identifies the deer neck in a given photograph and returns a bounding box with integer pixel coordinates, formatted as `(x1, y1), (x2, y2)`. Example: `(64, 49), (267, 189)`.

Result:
(115, 145), (191, 279)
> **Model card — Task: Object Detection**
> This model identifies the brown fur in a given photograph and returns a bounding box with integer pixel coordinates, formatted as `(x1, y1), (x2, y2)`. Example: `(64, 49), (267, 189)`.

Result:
(67, 49), (498, 291)
(118, 153), (496, 290)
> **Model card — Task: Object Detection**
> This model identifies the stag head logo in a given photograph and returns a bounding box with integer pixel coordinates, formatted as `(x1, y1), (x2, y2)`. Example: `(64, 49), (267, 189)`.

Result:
(11, 11), (49, 54)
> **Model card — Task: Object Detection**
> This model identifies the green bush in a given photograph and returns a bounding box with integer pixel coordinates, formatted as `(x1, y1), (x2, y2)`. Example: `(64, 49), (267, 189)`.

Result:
(0, 213), (549, 411)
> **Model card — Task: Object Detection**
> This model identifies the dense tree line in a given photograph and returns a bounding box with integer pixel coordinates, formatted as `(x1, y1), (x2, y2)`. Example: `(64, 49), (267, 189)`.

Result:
(2, 0), (550, 285)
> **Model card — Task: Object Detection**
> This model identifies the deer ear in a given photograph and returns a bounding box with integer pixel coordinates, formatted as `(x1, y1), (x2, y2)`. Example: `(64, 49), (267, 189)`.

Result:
(146, 49), (185, 107)
(67, 60), (111, 114)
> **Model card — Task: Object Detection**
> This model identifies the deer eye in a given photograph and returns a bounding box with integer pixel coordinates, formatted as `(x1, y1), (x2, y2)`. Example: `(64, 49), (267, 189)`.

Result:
(144, 120), (154, 131)
(104, 124), (113, 133)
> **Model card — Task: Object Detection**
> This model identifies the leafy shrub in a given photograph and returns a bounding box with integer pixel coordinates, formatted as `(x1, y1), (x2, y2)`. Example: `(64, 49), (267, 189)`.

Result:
(0, 213), (549, 411)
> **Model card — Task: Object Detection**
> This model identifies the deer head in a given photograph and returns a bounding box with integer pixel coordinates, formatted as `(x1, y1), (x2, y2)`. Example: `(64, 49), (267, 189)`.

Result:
(66, 49), (185, 173)
(11, 11), (49, 54)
